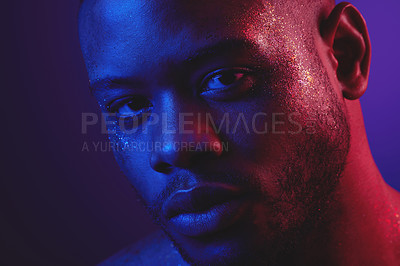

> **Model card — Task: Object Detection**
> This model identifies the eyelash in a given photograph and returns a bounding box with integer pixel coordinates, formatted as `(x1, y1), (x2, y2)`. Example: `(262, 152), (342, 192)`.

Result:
(200, 67), (252, 88)
(198, 67), (257, 100)
(107, 96), (153, 117)
(105, 66), (257, 117)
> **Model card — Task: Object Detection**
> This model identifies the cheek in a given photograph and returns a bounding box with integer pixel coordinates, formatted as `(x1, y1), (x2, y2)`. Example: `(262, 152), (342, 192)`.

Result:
(225, 96), (308, 162)
(119, 152), (168, 206)
(106, 123), (167, 205)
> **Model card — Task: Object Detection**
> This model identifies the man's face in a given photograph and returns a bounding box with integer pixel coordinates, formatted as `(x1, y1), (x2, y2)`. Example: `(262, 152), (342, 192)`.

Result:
(79, 0), (349, 264)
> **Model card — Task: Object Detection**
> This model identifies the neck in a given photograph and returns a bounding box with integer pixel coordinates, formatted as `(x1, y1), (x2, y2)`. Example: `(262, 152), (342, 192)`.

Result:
(297, 100), (400, 265)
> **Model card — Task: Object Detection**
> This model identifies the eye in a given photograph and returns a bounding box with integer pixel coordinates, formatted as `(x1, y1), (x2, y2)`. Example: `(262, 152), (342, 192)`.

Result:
(199, 67), (256, 100)
(107, 96), (153, 119)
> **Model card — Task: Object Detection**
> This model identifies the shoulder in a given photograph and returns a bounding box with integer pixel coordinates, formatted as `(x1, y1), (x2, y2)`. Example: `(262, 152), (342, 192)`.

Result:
(98, 230), (188, 265)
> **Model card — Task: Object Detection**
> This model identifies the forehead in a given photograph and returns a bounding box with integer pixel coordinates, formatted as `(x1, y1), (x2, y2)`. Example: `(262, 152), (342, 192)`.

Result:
(79, 0), (312, 81)
(81, 0), (269, 36)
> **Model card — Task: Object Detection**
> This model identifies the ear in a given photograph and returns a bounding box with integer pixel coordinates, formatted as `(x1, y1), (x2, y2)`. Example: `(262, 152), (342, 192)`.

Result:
(320, 2), (371, 100)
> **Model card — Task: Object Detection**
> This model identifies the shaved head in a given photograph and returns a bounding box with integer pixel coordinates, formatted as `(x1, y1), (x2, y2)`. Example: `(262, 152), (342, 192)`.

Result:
(79, 0), (336, 80)
(78, 0), (352, 264)
(77, 0), (400, 265)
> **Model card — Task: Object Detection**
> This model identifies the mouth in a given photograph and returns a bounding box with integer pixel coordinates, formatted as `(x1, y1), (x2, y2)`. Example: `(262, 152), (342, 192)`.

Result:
(163, 183), (251, 237)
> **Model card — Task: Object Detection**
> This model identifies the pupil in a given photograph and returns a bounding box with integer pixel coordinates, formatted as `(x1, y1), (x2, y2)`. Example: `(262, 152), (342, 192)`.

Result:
(218, 72), (237, 85)
(128, 99), (150, 111)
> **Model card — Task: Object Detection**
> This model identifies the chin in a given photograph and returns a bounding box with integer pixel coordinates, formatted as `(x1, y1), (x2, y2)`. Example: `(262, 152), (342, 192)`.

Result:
(164, 199), (320, 266)
(163, 206), (282, 266)
(171, 223), (262, 265)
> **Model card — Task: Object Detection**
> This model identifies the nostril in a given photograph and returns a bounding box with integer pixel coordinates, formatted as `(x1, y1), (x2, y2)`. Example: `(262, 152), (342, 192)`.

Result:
(153, 162), (173, 173)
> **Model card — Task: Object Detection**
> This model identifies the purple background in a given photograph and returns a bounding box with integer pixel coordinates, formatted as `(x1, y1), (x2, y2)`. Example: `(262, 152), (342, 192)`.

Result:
(2, 0), (399, 265)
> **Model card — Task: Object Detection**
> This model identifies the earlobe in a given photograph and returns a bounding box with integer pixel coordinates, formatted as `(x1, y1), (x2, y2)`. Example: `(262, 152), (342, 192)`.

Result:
(320, 2), (371, 100)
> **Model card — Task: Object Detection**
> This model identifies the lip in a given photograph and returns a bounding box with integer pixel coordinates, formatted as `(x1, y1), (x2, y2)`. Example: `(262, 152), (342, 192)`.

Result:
(163, 183), (250, 237)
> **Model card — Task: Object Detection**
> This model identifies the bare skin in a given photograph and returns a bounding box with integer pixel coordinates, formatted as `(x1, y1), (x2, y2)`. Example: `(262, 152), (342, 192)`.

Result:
(99, 102), (400, 265)
(79, 0), (400, 265)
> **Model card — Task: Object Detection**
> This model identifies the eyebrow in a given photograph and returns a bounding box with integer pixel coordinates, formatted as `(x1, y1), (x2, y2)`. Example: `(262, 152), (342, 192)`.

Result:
(89, 78), (142, 95)
(182, 38), (256, 66)
(89, 38), (257, 94)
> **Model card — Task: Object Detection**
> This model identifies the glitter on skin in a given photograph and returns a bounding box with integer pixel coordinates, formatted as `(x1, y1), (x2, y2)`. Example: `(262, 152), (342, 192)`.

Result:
(79, 0), (400, 264)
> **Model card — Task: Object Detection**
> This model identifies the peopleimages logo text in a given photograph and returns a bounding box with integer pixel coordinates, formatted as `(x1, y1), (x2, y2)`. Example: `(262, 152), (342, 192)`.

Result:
(82, 112), (317, 135)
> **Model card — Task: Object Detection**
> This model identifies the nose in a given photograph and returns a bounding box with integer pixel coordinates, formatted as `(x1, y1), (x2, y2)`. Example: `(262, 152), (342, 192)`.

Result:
(150, 95), (223, 173)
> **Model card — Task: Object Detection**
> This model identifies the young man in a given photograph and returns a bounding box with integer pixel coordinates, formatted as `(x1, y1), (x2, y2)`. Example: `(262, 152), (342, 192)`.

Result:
(78, 0), (400, 265)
